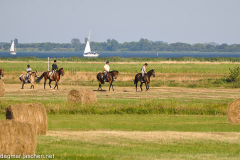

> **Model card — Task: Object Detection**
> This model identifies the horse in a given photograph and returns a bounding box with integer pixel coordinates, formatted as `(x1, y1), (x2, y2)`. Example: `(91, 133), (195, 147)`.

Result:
(36, 68), (64, 89)
(0, 69), (4, 80)
(19, 71), (39, 89)
(96, 70), (119, 91)
(134, 69), (155, 91)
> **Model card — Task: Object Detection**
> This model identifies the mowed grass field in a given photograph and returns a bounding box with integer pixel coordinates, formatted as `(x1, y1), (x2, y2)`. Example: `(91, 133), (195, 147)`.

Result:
(1, 59), (240, 159)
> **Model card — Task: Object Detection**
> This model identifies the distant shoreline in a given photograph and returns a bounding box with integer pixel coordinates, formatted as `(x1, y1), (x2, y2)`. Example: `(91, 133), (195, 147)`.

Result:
(1, 51), (240, 54)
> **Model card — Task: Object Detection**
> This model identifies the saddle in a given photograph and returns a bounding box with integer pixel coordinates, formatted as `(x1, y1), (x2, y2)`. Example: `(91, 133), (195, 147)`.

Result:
(50, 70), (56, 79)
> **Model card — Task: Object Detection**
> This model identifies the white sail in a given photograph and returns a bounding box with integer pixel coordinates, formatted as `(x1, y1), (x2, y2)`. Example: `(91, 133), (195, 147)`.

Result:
(84, 30), (91, 53)
(10, 41), (15, 52)
(83, 30), (99, 57)
(84, 40), (91, 53)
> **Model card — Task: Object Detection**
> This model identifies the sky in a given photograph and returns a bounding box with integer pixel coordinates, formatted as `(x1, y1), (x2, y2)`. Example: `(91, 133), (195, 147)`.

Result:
(0, 0), (239, 44)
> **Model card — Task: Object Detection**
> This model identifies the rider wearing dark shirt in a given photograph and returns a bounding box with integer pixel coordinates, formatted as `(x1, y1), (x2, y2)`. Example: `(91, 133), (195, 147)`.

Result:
(51, 60), (58, 79)
(52, 60), (58, 71)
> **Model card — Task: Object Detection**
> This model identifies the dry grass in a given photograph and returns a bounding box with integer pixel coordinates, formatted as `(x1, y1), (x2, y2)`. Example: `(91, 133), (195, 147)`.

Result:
(6, 103), (47, 135)
(48, 130), (240, 145)
(0, 80), (5, 97)
(0, 120), (36, 155)
(67, 89), (97, 104)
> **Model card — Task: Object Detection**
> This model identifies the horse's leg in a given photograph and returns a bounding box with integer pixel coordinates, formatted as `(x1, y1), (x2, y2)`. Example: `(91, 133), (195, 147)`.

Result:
(54, 80), (58, 89)
(21, 81), (24, 89)
(140, 82), (143, 91)
(30, 79), (33, 89)
(135, 81), (138, 91)
(98, 83), (101, 91)
(109, 82), (111, 91)
(44, 78), (47, 89)
(49, 80), (52, 89)
(112, 82), (114, 91)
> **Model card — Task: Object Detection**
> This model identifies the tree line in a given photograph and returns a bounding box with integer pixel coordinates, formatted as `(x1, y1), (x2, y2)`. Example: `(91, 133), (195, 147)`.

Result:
(1, 38), (240, 52)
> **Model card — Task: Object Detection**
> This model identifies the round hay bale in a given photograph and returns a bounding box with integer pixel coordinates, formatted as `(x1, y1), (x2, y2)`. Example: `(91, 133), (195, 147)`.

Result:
(227, 99), (240, 124)
(6, 103), (47, 135)
(0, 80), (5, 97)
(0, 120), (36, 155)
(67, 89), (97, 104)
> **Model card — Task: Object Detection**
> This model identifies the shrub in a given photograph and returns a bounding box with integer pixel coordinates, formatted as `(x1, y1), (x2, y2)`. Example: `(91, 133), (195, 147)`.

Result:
(227, 66), (240, 82)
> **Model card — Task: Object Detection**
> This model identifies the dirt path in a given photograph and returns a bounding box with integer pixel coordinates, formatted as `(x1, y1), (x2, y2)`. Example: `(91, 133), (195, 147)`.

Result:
(3, 84), (240, 101)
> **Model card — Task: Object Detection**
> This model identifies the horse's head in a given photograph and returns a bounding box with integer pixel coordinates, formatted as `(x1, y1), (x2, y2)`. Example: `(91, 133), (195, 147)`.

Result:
(34, 70), (39, 77)
(148, 69), (155, 77)
(59, 68), (64, 76)
(111, 70), (119, 79)
(0, 69), (4, 77)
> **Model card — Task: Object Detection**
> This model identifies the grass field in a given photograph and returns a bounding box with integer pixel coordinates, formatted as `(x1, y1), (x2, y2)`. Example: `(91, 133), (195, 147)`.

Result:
(1, 60), (239, 88)
(1, 114), (240, 159)
(1, 59), (240, 159)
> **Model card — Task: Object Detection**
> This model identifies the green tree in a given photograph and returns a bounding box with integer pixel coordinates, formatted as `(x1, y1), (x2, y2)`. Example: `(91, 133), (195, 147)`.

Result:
(71, 38), (80, 46)
(14, 38), (18, 46)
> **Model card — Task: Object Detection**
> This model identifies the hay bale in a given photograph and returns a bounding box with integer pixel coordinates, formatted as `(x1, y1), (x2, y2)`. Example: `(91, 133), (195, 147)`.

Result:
(6, 103), (47, 135)
(67, 89), (97, 104)
(0, 80), (5, 97)
(0, 120), (36, 155)
(227, 99), (240, 124)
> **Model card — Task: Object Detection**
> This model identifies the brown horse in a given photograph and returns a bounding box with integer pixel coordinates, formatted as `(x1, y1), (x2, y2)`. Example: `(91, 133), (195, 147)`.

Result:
(0, 69), (4, 80)
(134, 69), (155, 91)
(97, 70), (119, 91)
(36, 68), (64, 89)
(19, 71), (39, 89)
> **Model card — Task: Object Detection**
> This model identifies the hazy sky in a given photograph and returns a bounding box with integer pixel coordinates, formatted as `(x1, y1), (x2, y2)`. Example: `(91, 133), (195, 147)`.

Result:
(0, 0), (239, 44)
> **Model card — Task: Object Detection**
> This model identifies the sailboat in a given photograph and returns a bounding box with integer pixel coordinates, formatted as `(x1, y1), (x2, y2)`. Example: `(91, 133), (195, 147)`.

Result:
(83, 30), (99, 57)
(10, 40), (17, 55)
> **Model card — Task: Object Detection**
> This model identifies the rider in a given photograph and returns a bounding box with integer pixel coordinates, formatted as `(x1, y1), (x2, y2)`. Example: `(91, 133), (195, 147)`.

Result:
(141, 63), (148, 82)
(51, 60), (58, 79)
(103, 61), (110, 83)
(26, 64), (32, 82)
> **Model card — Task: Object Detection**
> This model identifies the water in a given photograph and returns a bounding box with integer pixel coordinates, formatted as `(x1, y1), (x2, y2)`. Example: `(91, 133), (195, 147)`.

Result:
(1, 52), (240, 58)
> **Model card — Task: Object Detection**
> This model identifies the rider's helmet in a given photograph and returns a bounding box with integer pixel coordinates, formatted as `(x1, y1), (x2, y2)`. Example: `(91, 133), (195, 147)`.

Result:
(145, 63), (148, 66)
(106, 61), (109, 64)
(27, 64), (30, 67)
(54, 60), (57, 62)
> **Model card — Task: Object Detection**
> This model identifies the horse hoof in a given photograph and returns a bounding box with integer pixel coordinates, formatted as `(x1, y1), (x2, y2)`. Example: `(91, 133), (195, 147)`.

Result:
(50, 88), (52, 89)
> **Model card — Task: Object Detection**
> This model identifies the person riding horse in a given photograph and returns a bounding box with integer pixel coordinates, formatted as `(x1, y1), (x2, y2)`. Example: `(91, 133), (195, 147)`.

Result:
(25, 64), (32, 82)
(141, 63), (148, 82)
(103, 61), (110, 83)
(51, 60), (58, 80)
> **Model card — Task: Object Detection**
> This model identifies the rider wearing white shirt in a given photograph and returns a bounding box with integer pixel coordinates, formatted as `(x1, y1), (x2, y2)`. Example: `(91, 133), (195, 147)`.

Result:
(26, 64), (32, 82)
(103, 61), (110, 83)
(141, 63), (148, 82)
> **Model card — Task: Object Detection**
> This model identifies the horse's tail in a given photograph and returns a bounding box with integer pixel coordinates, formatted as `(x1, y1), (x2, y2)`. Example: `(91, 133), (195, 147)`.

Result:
(19, 74), (23, 81)
(134, 74), (138, 84)
(35, 72), (46, 83)
(96, 73), (101, 81)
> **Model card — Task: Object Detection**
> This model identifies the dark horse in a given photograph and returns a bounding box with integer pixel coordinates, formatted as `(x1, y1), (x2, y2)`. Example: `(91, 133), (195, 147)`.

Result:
(134, 69), (155, 91)
(96, 70), (119, 91)
(36, 68), (64, 89)
(0, 69), (4, 80)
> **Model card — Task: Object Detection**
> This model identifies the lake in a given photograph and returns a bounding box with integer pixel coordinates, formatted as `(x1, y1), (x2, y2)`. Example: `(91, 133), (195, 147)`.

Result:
(1, 52), (240, 58)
